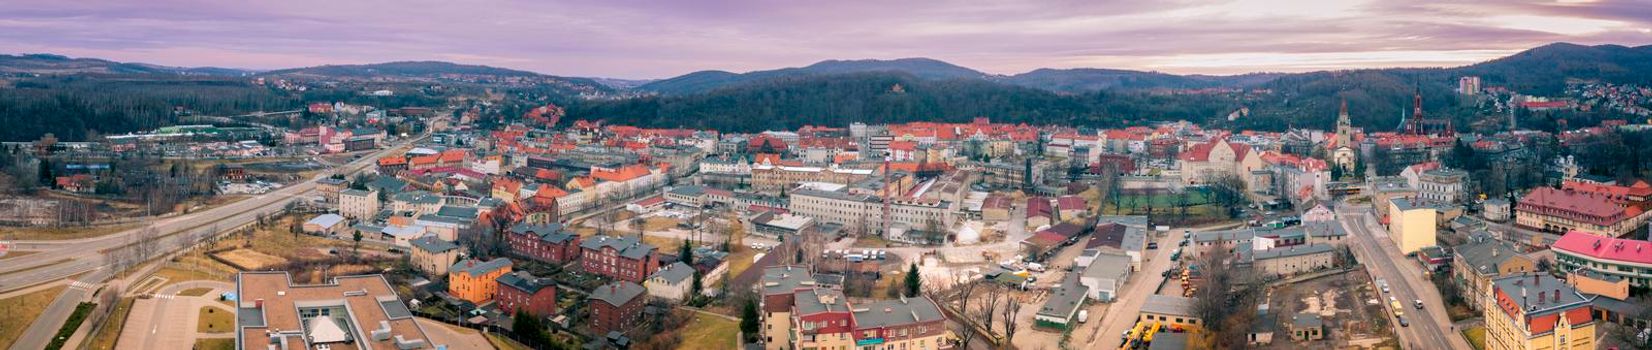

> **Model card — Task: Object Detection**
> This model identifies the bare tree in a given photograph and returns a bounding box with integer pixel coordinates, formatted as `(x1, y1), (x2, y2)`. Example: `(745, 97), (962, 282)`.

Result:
(978, 284), (1003, 335)
(1001, 293), (1021, 344)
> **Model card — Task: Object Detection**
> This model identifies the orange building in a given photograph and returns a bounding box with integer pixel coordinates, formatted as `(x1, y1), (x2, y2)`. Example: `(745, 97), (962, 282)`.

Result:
(448, 258), (513, 304)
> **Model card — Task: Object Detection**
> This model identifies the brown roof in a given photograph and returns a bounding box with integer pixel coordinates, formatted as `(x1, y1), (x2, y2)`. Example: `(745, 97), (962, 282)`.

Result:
(236, 272), (431, 350)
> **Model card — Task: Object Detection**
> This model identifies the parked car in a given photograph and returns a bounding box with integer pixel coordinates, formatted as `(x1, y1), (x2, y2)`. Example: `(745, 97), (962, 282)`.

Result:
(1147, 242), (1159, 249)
(1414, 299), (1424, 309)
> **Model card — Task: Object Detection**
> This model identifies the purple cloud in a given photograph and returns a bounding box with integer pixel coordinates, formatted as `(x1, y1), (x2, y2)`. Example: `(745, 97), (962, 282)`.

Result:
(0, 0), (1648, 78)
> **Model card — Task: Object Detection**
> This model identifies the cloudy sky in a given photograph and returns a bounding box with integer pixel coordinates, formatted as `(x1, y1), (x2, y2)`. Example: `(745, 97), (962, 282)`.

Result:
(2, 0), (1649, 79)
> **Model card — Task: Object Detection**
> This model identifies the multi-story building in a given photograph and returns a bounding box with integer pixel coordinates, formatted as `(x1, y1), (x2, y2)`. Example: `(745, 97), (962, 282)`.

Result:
(751, 163), (875, 195)
(506, 223), (581, 264)
(1388, 198), (1437, 254)
(1482, 273), (1596, 350)
(1178, 138), (1263, 184)
(339, 188), (380, 220)
(580, 235), (660, 283)
(1453, 236), (1536, 310)
(448, 258), (512, 304)
(790, 287), (857, 350)
(495, 271), (557, 318)
(409, 236), (461, 278)
(847, 297), (950, 350)
(1139, 295), (1201, 330)
(1248, 243), (1335, 277)
(1516, 187), (1650, 237)
(1418, 168), (1468, 204)
(234, 272), (435, 350)
(758, 266), (821, 349)
(589, 281), (647, 335)
(1552, 231), (1652, 289)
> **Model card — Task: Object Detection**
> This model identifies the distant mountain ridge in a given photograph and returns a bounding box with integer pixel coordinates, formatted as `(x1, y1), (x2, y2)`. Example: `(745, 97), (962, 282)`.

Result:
(258, 61), (544, 78)
(637, 57), (987, 94)
(0, 54), (254, 76)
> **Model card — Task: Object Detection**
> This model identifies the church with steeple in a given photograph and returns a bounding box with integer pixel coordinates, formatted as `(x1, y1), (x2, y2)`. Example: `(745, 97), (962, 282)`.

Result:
(1332, 99), (1358, 172)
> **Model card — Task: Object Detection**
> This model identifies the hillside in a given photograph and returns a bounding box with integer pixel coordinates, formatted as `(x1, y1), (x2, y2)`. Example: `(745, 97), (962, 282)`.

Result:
(0, 54), (251, 76)
(258, 61), (543, 78)
(636, 58), (986, 94)
(570, 71), (1240, 132)
(1003, 68), (1223, 93)
(1458, 43), (1652, 94)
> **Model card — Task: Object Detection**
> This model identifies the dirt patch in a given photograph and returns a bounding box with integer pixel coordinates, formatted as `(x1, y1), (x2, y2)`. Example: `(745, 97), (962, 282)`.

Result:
(212, 248), (288, 270)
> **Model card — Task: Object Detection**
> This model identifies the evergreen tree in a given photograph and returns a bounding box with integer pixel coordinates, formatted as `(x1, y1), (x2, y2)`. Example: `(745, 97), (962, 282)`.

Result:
(37, 158), (53, 187)
(511, 308), (546, 346)
(739, 298), (760, 338)
(680, 238), (694, 266)
(904, 263), (921, 297)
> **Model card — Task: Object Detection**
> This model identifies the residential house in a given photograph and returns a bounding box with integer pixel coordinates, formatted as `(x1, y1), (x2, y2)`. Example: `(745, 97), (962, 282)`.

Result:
(409, 236), (461, 277)
(644, 262), (696, 302)
(495, 271), (557, 318)
(581, 235), (661, 283)
(589, 282), (647, 335)
(448, 258), (512, 304)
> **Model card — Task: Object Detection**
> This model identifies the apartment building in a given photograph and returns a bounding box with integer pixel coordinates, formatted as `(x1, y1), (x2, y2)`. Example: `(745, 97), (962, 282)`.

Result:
(580, 235), (661, 283)
(1552, 231), (1652, 289)
(448, 258), (512, 304)
(1516, 187), (1650, 237)
(339, 188), (380, 220)
(1482, 274), (1596, 350)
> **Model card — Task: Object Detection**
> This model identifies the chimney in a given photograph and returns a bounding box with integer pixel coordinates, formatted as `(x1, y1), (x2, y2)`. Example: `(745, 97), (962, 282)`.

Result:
(255, 299), (264, 309)
(1553, 289), (1560, 303)
(1533, 274), (1540, 286)
(1538, 291), (1546, 304)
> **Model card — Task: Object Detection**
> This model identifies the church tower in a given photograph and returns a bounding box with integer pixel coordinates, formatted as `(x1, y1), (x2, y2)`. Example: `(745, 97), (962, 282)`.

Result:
(1334, 98), (1353, 148)
(1332, 98), (1358, 172)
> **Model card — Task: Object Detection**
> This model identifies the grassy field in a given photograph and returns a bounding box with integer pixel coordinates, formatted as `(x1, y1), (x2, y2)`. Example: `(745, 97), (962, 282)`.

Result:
(197, 306), (234, 333)
(213, 248), (287, 270)
(676, 313), (739, 350)
(151, 267), (230, 285)
(724, 248), (758, 282)
(84, 297), (134, 350)
(193, 338), (234, 350)
(1462, 326), (1486, 350)
(641, 217), (681, 231)
(176, 287), (215, 297)
(4, 223), (139, 241)
(0, 285), (68, 349)
(487, 333), (533, 350)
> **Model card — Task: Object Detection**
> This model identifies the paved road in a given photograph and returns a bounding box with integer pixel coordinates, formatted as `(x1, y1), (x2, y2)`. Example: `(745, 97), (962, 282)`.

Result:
(1337, 204), (1471, 350)
(1085, 229), (1190, 349)
(4, 134), (427, 350)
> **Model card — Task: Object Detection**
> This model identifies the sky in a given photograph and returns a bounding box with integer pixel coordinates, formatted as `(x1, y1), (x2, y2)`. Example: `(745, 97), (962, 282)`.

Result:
(2, 0), (1650, 79)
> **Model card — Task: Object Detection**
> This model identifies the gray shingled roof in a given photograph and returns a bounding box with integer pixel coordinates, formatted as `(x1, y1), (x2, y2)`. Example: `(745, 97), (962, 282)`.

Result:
(580, 235), (656, 260)
(409, 236), (459, 253)
(758, 266), (816, 295)
(1291, 313), (1323, 329)
(1490, 273), (1592, 318)
(1455, 238), (1526, 276)
(1252, 244), (1335, 261)
(590, 281), (646, 306)
(1036, 275), (1089, 319)
(793, 288), (848, 315)
(496, 271), (550, 294)
(650, 262), (695, 285)
(450, 258), (511, 277)
(1141, 295), (1195, 317)
(850, 296), (944, 328)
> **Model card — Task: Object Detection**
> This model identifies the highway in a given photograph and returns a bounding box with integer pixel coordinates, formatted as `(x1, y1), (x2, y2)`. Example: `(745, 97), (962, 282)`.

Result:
(1337, 203), (1471, 350)
(3, 134), (425, 350)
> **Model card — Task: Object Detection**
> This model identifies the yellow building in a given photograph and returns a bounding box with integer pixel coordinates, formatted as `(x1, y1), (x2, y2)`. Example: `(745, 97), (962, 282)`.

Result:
(448, 258), (512, 304)
(1482, 274), (1597, 350)
(1387, 198), (1437, 255)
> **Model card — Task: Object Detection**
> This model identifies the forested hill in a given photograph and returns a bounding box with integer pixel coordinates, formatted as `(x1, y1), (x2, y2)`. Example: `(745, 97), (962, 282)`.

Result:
(636, 58), (988, 95)
(0, 54), (252, 76)
(568, 72), (1240, 132)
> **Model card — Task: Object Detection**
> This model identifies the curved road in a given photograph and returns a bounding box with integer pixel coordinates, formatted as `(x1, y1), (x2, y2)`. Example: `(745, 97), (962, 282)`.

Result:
(4, 134), (426, 350)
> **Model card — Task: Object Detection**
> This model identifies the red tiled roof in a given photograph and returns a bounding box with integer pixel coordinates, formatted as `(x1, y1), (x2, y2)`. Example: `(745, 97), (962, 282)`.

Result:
(410, 155), (439, 166)
(1561, 179), (1652, 201)
(635, 196), (665, 207)
(1517, 187), (1631, 225)
(1023, 231), (1067, 248)
(379, 156), (407, 166)
(1179, 139), (1249, 162)
(438, 149), (467, 163)
(592, 164), (652, 183)
(1552, 231), (1652, 265)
